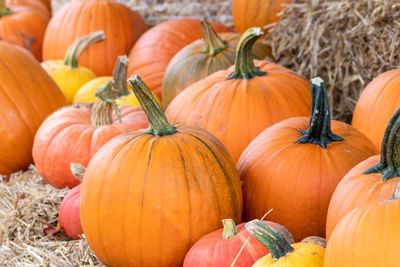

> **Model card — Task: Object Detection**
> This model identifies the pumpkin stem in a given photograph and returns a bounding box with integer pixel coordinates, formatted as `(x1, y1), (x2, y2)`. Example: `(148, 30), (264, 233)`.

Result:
(200, 19), (228, 57)
(70, 163), (86, 181)
(222, 219), (238, 239)
(296, 77), (344, 148)
(227, 27), (266, 80)
(113, 55), (130, 97)
(0, 0), (12, 17)
(64, 31), (106, 68)
(128, 75), (176, 136)
(245, 219), (294, 260)
(363, 107), (400, 181)
(91, 81), (121, 127)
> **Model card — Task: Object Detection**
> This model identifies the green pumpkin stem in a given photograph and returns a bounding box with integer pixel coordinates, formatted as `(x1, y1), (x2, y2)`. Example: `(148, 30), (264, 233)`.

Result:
(363, 107), (400, 181)
(227, 27), (266, 80)
(222, 219), (238, 239)
(128, 75), (176, 136)
(200, 20), (228, 57)
(296, 77), (344, 148)
(245, 220), (294, 260)
(113, 55), (130, 97)
(64, 31), (106, 68)
(0, 0), (12, 17)
(91, 81), (121, 127)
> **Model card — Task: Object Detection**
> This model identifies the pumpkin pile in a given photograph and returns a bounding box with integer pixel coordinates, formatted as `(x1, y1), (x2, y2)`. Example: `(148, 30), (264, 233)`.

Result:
(1, 0), (399, 266)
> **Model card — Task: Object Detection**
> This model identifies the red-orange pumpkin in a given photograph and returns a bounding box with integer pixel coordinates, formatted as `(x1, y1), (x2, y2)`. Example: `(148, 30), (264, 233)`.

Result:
(166, 27), (311, 162)
(127, 17), (233, 99)
(238, 77), (377, 241)
(43, 0), (147, 76)
(59, 183), (82, 240)
(6, 0), (50, 18)
(0, 41), (66, 174)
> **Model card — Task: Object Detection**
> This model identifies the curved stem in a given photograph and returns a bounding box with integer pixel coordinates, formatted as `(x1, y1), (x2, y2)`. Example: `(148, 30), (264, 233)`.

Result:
(64, 31), (106, 68)
(0, 0), (12, 17)
(245, 220), (293, 260)
(128, 75), (176, 136)
(222, 219), (238, 239)
(91, 81), (121, 127)
(296, 77), (343, 148)
(113, 55), (130, 97)
(364, 107), (400, 181)
(200, 19), (227, 57)
(227, 27), (266, 80)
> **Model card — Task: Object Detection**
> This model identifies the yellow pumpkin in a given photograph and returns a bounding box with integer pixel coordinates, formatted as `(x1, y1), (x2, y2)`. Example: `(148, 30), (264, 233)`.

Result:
(41, 31), (105, 103)
(246, 220), (324, 267)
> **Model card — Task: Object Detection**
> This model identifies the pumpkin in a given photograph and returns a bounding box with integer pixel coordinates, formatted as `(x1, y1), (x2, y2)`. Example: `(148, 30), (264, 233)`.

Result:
(161, 20), (271, 108)
(6, 0), (50, 18)
(237, 77), (377, 241)
(324, 183), (400, 267)
(73, 55), (161, 107)
(32, 79), (148, 189)
(352, 69), (400, 150)
(183, 219), (294, 267)
(246, 220), (324, 266)
(38, 0), (49, 10)
(0, 41), (66, 174)
(127, 17), (232, 99)
(0, 0), (49, 60)
(80, 75), (243, 267)
(43, 0), (147, 76)
(326, 106), (400, 239)
(166, 27), (311, 162)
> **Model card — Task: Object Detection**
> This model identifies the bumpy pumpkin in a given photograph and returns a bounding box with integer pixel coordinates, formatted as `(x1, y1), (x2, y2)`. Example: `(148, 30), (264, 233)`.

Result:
(6, 0), (50, 18)
(326, 107), (400, 239)
(166, 27), (311, 162)
(238, 78), (377, 241)
(246, 220), (324, 267)
(0, 0), (49, 60)
(161, 20), (271, 108)
(32, 81), (148, 189)
(183, 219), (294, 267)
(0, 41), (66, 174)
(42, 31), (105, 104)
(127, 18), (232, 99)
(80, 75), (243, 267)
(43, 0), (147, 76)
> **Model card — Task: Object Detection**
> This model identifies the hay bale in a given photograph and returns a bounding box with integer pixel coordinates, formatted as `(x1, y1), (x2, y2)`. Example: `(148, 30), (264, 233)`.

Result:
(266, 0), (400, 122)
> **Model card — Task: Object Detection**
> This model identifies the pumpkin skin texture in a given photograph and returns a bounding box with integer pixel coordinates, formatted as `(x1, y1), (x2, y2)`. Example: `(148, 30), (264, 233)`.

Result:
(6, 0), (50, 19)
(238, 78), (377, 241)
(127, 18), (233, 99)
(80, 75), (243, 267)
(0, 41), (66, 174)
(43, 0), (147, 76)
(166, 28), (311, 162)
(59, 183), (82, 240)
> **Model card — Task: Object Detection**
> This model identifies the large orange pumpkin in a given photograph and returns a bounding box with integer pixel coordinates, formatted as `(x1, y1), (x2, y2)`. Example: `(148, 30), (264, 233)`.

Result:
(326, 107), (400, 239)
(43, 0), (147, 76)
(0, 0), (49, 60)
(6, 0), (50, 18)
(237, 77), (377, 241)
(0, 41), (66, 174)
(166, 27), (311, 162)
(80, 75), (243, 267)
(127, 18), (232, 99)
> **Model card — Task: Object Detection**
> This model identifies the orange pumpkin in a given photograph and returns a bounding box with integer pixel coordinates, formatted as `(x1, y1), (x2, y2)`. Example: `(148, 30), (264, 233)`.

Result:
(43, 0), (147, 76)
(237, 77), (377, 241)
(0, 41), (66, 174)
(6, 0), (50, 18)
(166, 27), (311, 162)
(326, 107), (400, 239)
(0, 0), (49, 60)
(127, 17), (232, 99)
(80, 75), (243, 267)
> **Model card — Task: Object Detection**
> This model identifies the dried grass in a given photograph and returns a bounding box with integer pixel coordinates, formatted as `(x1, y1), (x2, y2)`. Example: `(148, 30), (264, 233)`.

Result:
(266, 0), (400, 122)
(0, 166), (104, 266)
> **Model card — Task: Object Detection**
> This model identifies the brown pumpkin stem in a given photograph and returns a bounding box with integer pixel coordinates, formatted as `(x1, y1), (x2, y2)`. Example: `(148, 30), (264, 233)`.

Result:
(128, 75), (176, 136)
(222, 219), (238, 239)
(70, 163), (86, 181)
(200, 19), (228, 57)
(363, 107), (400, 181)
(245, 220), (294, 260)
(91, 81), (121, 127)
(296, 77), (343, 148)
(113, 55), (130, 97)
(0, 0), (12, 17)
(64, 31), (106, 68)
(227, 27), (266, 80)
